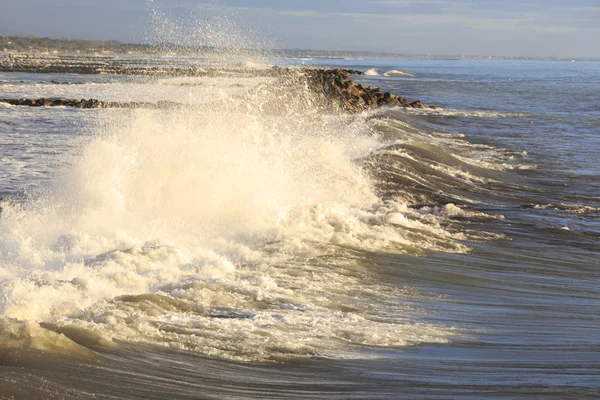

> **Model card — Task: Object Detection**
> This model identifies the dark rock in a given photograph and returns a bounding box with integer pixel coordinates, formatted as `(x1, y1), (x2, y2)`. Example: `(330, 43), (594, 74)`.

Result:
(346, 85), (361, 98)
(380, 93), (401, 107)
(299, 68), (429, 112)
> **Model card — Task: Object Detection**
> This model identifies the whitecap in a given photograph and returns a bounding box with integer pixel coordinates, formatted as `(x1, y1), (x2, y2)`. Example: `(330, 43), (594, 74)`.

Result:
(384, 70), (415, 77)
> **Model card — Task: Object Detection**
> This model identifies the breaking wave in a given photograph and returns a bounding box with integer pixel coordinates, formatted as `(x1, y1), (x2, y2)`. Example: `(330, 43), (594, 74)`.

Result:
(384, 70), (415, 77)
(0, 75), (501, 361)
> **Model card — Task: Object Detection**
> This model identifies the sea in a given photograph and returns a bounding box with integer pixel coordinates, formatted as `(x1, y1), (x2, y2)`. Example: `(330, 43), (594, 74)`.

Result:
(0, 57), (599, 399)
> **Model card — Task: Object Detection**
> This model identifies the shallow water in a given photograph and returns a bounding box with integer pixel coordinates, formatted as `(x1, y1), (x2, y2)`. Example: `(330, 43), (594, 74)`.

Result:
(0, 59), (599, 399)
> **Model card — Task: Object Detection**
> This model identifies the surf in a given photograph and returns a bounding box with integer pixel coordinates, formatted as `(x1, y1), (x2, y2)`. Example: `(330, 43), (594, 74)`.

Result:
(0, 64), (485, 361)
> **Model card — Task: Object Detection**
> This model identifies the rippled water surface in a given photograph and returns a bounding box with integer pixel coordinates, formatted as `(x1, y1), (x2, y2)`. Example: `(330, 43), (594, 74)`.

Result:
(1, 59), (599, 399)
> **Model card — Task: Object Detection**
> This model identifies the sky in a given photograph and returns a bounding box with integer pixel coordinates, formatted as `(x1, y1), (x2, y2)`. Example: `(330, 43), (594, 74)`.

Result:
(0, 0), (599, 58)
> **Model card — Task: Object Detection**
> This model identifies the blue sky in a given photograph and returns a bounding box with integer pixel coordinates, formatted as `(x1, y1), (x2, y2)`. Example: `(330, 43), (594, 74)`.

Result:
(1, 0), (598, 57)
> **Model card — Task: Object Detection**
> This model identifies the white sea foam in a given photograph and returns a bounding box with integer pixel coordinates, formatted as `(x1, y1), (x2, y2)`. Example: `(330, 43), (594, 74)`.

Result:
(419, 203), (504, 221)
(365, 68), (379, 76)
(533, 203), (599, 214)
(406, 106), (528, 119)
(453, 153), (535, 171)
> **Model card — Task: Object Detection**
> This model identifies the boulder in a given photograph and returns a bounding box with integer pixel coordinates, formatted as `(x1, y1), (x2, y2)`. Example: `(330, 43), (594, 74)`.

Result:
(346, 85), (362, 98)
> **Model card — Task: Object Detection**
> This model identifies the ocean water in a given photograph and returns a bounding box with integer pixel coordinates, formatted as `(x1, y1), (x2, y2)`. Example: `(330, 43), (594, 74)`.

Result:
(0, 58), (599, 399)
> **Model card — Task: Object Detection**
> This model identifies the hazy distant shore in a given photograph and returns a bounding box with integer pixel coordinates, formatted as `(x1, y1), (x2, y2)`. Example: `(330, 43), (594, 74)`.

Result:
(2, 35), (596, 62)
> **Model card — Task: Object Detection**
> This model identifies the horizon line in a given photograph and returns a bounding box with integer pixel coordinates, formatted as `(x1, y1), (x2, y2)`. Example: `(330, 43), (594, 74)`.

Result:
(1, 35), (598, 62)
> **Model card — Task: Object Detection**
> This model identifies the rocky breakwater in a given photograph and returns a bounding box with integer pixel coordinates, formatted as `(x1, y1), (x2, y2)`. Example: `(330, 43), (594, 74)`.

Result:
(0, 98), (103, 108)
(0, 67), (433, 112)
(302, 68), (432, 113)
(0, 98), (179, 109)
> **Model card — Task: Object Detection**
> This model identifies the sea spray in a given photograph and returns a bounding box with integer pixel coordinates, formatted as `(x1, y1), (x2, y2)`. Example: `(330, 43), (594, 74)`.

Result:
(146, 0), (272, 61)
(0, 5), (471, 361)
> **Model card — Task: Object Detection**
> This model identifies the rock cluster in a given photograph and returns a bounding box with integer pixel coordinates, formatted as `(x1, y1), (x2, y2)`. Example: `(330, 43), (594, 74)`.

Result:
(302, 68), (431, 113)
(1, 98), (106, 108)
(0, 98), (185, 109)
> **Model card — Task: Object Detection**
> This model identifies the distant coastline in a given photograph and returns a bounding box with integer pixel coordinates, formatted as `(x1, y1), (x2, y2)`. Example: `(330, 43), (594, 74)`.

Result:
(1, 35), (597, 62)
